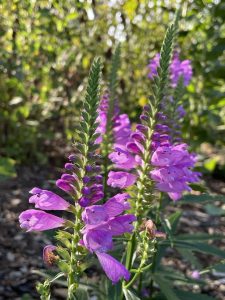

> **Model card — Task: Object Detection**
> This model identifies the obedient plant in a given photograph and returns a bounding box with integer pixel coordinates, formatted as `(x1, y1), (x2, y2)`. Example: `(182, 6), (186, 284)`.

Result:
(19, 11), (224, 300)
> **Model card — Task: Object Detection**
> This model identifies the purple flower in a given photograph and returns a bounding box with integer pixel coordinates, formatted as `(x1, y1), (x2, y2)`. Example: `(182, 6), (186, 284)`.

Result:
(151, 144), (200, 200)
(82, 193), (131, 225)
(103, 193), (131, 215)
(83, 227), (113, 252)
(113, 114), (132, 146)
(79, 184), (104, 207)
(29, 188), (70, 210)
(191, 270), (200, 280)
(170, 55), (192, 87)
(108, 215), (136, 235)
(109, 146), (137, 170)
(148, 52), (192, 87)
(96, 252), (130, 284)
(19, 209), (64, 231)
(148, 53), (160, 79)
(107, 171), (137, 188)
(56, 179), (76, 195)
(81, 193), (136, 258)
(177, 105), (186, 118)
(82, 205), (108, 225)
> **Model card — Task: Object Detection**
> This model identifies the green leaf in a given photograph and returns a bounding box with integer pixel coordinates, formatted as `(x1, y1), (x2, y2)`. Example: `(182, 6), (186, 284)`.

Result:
(179, 194), (225, 203)
(177, 249), (202, 269)
(0, 157), (16, 180)
(58, 261), (70, 274)
(204, 157), (218, 172)
(56, 247), (70, 261)
(175, 290), (215, 300)
(189, 183), (207, 192)
(175, 233), (224, 241)
(74, 288), (89, 300)
(165, 241), (225, 258)
(153, 275), (180, 300)
(108, 282), (122, 300)
(155, 267), (204, 286)
(123, 288), (141, 300)
(167, 210), (182, 232)
(205, 204), (225, 216)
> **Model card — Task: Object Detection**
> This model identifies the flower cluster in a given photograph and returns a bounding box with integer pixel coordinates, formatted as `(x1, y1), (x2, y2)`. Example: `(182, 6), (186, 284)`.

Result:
(19, 153), (136, 283)
(148, 52), (192, 87)
(108, 110), (200, 200)
(19, 189), (68, 232)
(107, 67), (200, 201)
(81, 192), (135, 283)
(150, 144), (201, 201)
(95, 92), (132, 148)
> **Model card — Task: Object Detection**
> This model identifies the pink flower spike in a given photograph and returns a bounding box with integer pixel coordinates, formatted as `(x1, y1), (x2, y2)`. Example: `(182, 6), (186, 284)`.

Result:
(29, 188), (70, 210)
(19, 209), (65, 232)
(96, 252), (130, 284)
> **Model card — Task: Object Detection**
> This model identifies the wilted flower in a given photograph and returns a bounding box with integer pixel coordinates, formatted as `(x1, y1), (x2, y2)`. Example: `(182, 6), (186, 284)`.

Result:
(43, 245), (58, 266)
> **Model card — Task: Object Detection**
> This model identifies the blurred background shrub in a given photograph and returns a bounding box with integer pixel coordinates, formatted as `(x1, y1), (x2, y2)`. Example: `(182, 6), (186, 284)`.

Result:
(0, 0), (224, 168)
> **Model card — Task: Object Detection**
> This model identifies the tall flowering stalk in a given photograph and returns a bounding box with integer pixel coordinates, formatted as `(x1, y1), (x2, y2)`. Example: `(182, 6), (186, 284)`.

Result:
(101, 44), (121, 197)
(123, 20), (178, 283)
(19, 57), (137, 299)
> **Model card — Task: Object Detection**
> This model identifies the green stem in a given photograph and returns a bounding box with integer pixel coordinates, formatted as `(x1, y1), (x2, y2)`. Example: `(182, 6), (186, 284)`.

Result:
(125, 233), (136, 270)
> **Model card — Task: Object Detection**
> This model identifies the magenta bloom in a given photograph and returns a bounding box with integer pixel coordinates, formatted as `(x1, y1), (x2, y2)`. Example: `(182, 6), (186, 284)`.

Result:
(29, 188), (70, 210)
(107, 171), (137, 188)
(113, 114), (132, 146)
(108, 215), (136, 235)
(81, 193), (136, 256)
(170, 55), (192, 87)
(109, 146), (137, 170)
(148, 53), (160, 79)
(96, 252), (130, 284)
(95, 93), (109, 144)
(191, 270), (200, 280)
(19, 209), (64, 231)
(56, 179), (76, 195)
(151, 144), (200, 201)
(148, 52), (192, 87)
(83, 227), (113, 252)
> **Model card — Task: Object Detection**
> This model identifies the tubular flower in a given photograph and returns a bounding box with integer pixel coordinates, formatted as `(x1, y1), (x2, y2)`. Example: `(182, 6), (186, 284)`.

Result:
(19, 209), (65, 232)
(107, 171), (137, 189)
(95, 92), (132, 147)
(96, 252), (130, 284)
(80, 192), (136, 282)
(150, 144), (201, 201)
(108, 105), (200, 201)
(29, 188), (70, 210)
(81, 192), (136, 251)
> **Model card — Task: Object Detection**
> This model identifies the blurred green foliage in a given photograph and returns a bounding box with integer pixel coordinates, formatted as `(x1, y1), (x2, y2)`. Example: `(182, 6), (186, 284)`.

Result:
(0, 0), (224, 164)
